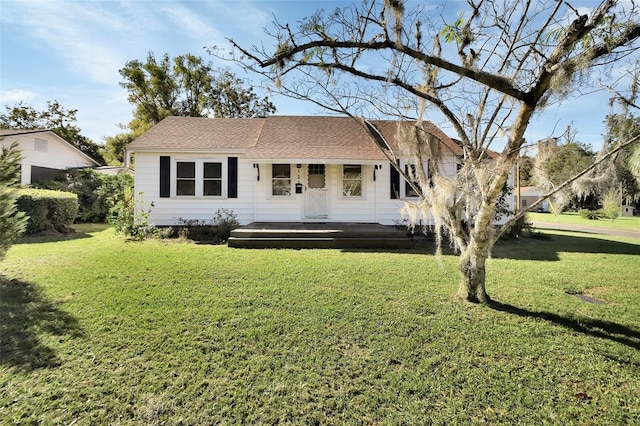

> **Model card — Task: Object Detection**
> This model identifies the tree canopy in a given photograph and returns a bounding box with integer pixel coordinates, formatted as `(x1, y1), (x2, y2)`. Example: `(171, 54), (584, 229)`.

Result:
(112, 52), (277, 165)
(0, 100), (104, 164)
(533, 135), (597, 210)
(229, 0), (640, 302)
(119, 52), (276, 132)
(604, 90), (640, 206)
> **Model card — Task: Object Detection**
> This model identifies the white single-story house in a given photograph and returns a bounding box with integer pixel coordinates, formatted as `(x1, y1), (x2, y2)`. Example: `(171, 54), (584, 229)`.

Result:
(126, 115), (513, 226)
(0, 129), (100, 185)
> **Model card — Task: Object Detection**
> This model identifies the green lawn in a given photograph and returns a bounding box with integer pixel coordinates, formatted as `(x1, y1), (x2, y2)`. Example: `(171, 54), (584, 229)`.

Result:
(529, 211), (640, 230)
(1, 225), (639, 424)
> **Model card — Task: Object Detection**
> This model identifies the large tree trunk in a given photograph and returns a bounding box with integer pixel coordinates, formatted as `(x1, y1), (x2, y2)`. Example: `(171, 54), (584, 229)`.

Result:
(457, 242), (491, 304)
(455, 175), (507, 304)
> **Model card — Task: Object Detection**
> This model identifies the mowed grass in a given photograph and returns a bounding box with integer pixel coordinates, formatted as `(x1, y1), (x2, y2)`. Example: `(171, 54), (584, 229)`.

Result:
(1, 225), (639, 424)
(529, 211), (640, 231)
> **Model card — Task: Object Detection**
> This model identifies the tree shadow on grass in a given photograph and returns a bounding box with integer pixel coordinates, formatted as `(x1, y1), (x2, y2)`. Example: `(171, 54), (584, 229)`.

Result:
(0, 276), (84, 371)
(344, 231), (639, 258)
(489, 300), (640, 350)
(15, 223), (110, 245)
(491, 232), (640, 261)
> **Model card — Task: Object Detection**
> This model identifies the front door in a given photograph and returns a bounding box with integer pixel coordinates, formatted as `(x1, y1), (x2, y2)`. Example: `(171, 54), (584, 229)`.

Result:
(305, 164), (328, 218)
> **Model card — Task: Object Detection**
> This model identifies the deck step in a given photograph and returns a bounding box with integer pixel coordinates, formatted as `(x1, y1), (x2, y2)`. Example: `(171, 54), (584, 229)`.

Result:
(228, 237), (411, 249)
(228, 223), (411, 249)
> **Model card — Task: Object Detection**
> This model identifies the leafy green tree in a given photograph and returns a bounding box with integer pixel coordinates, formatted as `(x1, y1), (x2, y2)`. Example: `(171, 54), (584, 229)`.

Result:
(103, 131), (138, 166)
(113, 52), (276, 165)
(533, 135), (598, 209)
(174, 54), (214, 117)
(544, 142), (595, 185)
(209, 69), (276, 118)
(0, 142), (27, 260)
(630, 143), (640, 177)
(119, 53), (178, 127)
(0, 101), (105, 164)
(229, 0), (640, 303)
(119, 52), (275, 127)
(516, 155), (535, 187)
(605, 110), (640, 206)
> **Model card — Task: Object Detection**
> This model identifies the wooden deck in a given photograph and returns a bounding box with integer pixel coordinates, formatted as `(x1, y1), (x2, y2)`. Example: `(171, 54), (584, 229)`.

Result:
(228, 222), (412, 249)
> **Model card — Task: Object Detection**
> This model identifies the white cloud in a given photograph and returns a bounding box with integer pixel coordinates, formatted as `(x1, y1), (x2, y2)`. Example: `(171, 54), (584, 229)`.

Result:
(161, 2), (226, 47)
(0, 0), (158, 86)
(205, 0), (271, 35)
(0, 89), (38, 103)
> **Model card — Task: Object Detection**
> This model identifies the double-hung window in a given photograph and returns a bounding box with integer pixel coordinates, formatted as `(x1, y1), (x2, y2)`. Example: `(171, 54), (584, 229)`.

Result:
(342, 165), (362, 197)
(175, 160), (224, 197)
(405, 164), (420, 198)
(176, 162), (196, 196)
(203, 162), (222, 196)
(272, 164), (291, 196)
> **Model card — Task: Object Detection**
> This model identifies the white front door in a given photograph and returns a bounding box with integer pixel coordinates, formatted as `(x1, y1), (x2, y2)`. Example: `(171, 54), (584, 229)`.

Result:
(305, 164), (328, 218)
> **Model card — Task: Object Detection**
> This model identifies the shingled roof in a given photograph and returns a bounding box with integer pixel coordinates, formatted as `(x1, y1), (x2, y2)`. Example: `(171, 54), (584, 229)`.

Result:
(127, 115), (461, 160)
(1, 128), (50, 136)
(128, 116), (264, 151)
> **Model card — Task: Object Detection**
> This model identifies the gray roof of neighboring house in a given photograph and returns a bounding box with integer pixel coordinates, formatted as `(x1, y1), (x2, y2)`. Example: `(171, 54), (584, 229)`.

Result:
(0, 128), (100, 166)
(0, 128), (50, 136)
(127, 115), (462, 161)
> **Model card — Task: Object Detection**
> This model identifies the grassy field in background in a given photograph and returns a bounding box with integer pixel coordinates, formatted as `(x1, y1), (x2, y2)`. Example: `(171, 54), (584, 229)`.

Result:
(1, 225), (639, 424)
(529, 211), (640, 230)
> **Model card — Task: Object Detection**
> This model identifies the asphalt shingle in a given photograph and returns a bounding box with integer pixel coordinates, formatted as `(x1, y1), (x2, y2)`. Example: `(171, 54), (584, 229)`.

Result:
(127, 115), (461, 160)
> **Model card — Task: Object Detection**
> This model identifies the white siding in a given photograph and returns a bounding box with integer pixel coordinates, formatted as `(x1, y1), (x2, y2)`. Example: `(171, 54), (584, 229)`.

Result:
(133, 153), (515, 227)
(328, 164), (377, 223)
(254, 162), (302, 222)
(134, 152), (256, 226)
(1, 133), (96, 185)
(254, 163), (391, 223)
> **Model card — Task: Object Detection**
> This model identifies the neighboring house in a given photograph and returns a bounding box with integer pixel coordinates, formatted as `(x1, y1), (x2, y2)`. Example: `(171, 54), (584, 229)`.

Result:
(95, 166), (133, 176)
(126, 116), (513, 226)
(518, 186), (550, 212)
(0, 129), (99, 185)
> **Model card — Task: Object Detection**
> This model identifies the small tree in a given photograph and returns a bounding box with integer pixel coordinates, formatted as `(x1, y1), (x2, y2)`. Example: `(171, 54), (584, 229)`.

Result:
(600, 189), (621, 220)
(0, 142), (27, 260)
(229, 0), (640, 303)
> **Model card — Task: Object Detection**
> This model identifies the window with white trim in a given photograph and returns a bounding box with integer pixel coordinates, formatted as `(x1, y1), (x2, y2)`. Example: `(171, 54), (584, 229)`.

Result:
(176, 162), (196, 196)
(175, 160), (224, 197)
(342, 164), (362, 197)
(272, 164), (291, 196)
(203, 162), (222, 196)
(405, 164), (420, 198)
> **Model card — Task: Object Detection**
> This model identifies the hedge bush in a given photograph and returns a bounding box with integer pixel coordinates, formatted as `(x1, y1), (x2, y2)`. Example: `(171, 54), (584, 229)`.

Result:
(16, 188), (78, 234)
(35, 169), (133, 223)
(578, 209), (602, 220)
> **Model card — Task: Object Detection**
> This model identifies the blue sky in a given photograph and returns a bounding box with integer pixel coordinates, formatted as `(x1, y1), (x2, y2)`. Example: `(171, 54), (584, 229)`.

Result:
(0, 0), (629, 150)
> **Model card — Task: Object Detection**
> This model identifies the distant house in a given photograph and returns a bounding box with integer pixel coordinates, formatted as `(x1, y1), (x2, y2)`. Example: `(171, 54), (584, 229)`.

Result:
(0, 129), (99, 185)
(518, 186), (550, 212)
(94, 166), (133, 176)
(126, 116), (514, 226)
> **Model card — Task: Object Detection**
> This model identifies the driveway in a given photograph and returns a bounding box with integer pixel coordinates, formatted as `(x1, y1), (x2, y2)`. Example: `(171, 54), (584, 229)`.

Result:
(531, 220), (640, 239)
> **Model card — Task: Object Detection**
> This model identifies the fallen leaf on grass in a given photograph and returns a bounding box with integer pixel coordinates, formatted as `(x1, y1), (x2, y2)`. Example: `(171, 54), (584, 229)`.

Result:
(574, 392), (592, 401)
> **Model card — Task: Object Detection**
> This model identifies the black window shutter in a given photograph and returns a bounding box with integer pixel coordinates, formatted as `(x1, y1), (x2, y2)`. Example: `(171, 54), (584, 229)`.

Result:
(160, 156), (170, 198)
(390, 160), (400, 199)
(228, 157), (238, 198)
